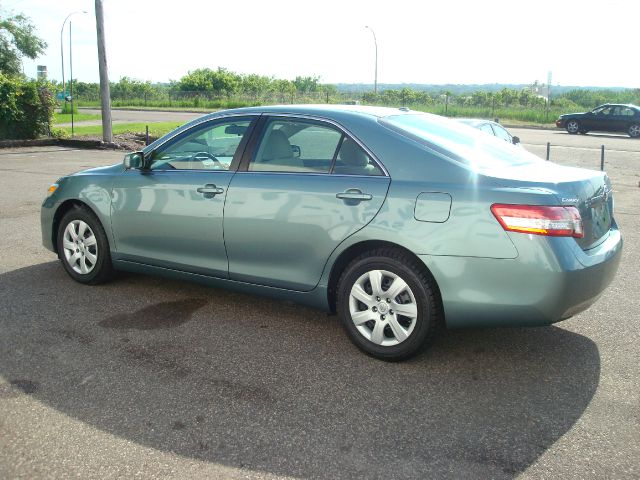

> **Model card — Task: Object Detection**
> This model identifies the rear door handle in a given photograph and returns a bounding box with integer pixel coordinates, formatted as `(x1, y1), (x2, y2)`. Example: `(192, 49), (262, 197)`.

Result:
(197, 184), (224, 196)
(336, 189), (372, 202)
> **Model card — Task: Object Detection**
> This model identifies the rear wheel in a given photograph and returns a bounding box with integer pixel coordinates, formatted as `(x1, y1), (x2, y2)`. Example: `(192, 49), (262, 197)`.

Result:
(566, 120), (580, 134)
(337, 249), (440, 361)
(629, 124), (640, 138)
(57, 206), (114, 284)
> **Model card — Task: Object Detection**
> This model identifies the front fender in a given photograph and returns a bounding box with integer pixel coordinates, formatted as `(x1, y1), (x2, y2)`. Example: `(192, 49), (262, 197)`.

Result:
(41, 174), (117, 253)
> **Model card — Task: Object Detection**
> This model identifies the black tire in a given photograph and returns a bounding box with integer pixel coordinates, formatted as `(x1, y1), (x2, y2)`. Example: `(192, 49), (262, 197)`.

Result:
(628, 124), (640, 138)
(56, 205), (115, 285)
(336, 248), (441, 361)
(566, 120), (580, 134)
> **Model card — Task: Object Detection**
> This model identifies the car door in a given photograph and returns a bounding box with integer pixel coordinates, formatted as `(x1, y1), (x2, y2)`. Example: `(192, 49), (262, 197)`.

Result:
(585, 105), (612, 131)
(620, 106), (640, 134)
(224, 115), (391, 291)
(110, 115), (257, 277)
(612, 106), (633, 133)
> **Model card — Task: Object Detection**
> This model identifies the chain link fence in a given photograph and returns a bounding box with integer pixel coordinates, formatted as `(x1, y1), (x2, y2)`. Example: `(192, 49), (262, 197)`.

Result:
(72, 89), (562, 124)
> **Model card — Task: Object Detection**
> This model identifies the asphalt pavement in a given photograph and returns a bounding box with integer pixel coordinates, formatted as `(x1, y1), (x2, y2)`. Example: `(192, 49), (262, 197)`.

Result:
(0, 137), (638, 479)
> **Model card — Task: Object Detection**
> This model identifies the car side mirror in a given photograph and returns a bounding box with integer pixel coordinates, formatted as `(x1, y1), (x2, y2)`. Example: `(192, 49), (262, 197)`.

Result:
(512, 136), (520, 145)
(123, 152), (144, 169)
(291, 145), (301, 158)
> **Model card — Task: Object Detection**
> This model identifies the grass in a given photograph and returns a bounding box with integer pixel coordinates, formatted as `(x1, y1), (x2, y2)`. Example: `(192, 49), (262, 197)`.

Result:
(75, 98), (563, 126)
(54, 112), (102, 123)
(56, 122), (182, 138)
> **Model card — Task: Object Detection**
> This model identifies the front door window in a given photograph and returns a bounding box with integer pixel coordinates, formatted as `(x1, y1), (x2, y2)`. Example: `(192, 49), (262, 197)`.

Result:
(150, 119), (252, 171)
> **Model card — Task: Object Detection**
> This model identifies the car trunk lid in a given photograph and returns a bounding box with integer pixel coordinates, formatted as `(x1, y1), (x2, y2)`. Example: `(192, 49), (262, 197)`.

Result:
(483, 162), (613, 250)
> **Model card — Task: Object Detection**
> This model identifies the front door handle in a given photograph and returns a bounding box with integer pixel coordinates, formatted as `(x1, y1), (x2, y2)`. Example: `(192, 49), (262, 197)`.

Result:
(197, 184), (224, 197)
(336, 188), (373, 202)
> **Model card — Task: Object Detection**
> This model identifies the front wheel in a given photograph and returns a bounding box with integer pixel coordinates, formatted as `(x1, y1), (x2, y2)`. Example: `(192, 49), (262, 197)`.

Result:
(629, 124), (640, 138)
(566, 120), (580, 134)
(336, 249), (441, 361)
(57, 206), (114, 284)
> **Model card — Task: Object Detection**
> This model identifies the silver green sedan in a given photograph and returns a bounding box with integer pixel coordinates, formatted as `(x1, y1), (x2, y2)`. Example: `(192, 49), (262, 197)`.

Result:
(41, 105), (622, 360)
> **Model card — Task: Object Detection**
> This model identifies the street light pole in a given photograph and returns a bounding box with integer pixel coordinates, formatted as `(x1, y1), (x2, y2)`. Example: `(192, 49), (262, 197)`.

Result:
(365, 26), (378, 95)
(60, 10), (86, 132)
(69, 20), (74, 136)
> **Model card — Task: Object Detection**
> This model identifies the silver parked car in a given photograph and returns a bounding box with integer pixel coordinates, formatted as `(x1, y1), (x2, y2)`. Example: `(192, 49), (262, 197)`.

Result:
(457, 118), (521, 145)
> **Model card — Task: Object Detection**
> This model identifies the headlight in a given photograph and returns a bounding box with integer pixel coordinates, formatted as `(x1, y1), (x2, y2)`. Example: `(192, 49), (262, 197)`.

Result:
(47, 183), (59, 196)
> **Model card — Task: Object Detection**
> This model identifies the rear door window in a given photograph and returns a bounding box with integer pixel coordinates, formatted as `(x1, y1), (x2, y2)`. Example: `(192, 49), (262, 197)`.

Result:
(249, 119), (342, 173)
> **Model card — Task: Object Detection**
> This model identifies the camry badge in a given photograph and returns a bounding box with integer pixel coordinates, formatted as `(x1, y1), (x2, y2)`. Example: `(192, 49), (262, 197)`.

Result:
(562, 198), (579, 203)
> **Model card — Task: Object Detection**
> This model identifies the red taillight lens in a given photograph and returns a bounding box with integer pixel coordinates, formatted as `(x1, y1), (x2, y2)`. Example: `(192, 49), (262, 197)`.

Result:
(491, 204), (584, 238)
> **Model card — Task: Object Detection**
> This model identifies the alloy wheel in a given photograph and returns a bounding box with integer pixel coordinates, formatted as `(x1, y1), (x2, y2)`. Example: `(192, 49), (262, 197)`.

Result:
(567, 121), (580, 134)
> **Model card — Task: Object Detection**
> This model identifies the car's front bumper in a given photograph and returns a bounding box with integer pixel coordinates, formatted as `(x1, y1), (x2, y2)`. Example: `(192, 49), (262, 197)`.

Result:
(41, 197), (58, 253)
(555, 119), (565, 128)
(420, 226), (623, 328)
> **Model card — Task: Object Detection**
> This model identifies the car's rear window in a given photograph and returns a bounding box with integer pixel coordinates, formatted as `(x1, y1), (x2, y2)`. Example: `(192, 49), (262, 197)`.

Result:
(380, 113), (542, 169)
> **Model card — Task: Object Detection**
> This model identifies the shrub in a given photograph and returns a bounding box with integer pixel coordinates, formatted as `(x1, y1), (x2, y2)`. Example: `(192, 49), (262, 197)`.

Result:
(50, 127), (69, 139)
(60, 102), (78, 114)
(0, 74), (56, 139)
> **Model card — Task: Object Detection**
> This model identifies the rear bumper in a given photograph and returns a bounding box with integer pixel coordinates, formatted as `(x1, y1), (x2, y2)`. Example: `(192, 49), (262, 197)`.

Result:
(420, 226), (622, 328)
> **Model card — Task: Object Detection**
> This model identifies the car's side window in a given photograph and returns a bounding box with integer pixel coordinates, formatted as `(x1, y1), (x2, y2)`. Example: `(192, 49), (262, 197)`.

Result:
(491, 124), (512, 142)
(333, 137), (385, 176)
(249, 119), (342, 173)
(149, 119), (252, 171)
(621, 107), (635, 116)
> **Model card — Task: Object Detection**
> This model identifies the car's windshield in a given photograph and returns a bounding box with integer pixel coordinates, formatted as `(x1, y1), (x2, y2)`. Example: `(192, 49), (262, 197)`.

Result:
(380, 113), (541, 169)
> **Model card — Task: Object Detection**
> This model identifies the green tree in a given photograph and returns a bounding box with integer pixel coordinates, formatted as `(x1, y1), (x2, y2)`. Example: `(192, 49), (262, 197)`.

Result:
(177, 67), (241, 95)
(240, 74), (272, 99)
(293, 75), (321, 94)
(110, 76), (156, 100)
(0, 7), (47, 76)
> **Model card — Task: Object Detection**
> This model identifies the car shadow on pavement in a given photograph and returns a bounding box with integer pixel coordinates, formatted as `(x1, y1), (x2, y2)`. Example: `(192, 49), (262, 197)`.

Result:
(0, 262), (601, 479)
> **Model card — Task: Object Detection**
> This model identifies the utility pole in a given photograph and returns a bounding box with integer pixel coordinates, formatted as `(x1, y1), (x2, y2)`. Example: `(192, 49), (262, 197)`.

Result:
(95, 0), (112, 143)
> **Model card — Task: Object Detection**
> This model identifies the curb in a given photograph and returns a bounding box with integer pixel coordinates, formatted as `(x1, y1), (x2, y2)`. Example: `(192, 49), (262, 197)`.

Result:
(0, 138), (123, 150)
(500, 124), (558, 131)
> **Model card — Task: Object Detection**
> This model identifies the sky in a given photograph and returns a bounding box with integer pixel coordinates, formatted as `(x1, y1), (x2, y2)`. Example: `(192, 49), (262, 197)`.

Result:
(4, 0), (639, 88)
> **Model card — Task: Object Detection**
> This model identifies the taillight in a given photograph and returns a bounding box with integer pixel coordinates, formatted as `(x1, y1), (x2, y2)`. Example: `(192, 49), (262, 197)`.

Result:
(491, 204), (584, 238)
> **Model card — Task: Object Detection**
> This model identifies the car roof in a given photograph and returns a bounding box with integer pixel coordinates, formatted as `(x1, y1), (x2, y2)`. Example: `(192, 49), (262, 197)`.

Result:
(597, 103), (639, 108)
(210, 104), (413, 120)
(144, 104), (420, 153)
